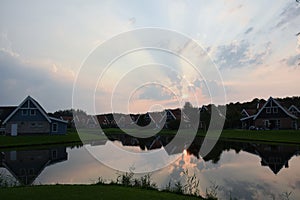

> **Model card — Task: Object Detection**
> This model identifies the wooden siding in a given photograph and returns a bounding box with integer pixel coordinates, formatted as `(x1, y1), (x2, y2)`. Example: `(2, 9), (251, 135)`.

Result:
(50, 120), (67, 134)
(5, 121), (50, 135)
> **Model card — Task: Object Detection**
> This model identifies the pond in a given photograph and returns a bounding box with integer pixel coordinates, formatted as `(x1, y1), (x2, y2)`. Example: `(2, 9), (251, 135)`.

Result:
(1, 135), (300, 200)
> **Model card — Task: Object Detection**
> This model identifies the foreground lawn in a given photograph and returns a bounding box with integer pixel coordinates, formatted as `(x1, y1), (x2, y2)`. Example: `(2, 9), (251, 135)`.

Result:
(0, 185), (204, 200)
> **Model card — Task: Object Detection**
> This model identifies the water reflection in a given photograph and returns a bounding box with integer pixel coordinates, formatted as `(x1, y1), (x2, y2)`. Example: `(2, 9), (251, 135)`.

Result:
(1, 135), (300, 199)
(107, 134), (300, 175)
(0, 146), (68, 185)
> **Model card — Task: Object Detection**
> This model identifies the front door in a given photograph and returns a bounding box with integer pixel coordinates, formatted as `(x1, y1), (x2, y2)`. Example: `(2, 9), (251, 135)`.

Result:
(11, 124), (18, 136)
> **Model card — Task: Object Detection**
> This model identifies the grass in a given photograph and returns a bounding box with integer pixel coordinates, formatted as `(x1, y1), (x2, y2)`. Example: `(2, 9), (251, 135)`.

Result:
(0, 129), (106, 148)
(104, 128), (300, 144)
(0, 184), (205, 200)
(219, 129), (300, 144)
(0, 128), (299, 148)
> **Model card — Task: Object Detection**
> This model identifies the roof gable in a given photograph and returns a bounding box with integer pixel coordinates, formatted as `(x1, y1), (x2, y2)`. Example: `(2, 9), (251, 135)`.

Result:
(3, 96), (51, 124)
(0, 106), (17, 122)
(289, 105), (300, 113)
(253, 97), (297, 120)
(241, 109), (250, 117)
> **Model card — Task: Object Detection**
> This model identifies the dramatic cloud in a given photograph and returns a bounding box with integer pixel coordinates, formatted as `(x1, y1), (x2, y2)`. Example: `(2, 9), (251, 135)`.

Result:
(215, 40), (270, 69)
(0, 1), (299, 112)
(244, 27), (253, 35)
(274, 3), (300, 30)
(281, 54), (300, 67)
(138, 85), (174, 101)
(0, 49), (73, 111)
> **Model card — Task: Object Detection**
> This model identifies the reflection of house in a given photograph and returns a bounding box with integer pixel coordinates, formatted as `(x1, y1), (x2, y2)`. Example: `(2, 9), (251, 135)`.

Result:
(241, 97), (298, 130)
(0, 96), (67, 136)
(0, 147), (67, 185)
(249, 143), (299, 174)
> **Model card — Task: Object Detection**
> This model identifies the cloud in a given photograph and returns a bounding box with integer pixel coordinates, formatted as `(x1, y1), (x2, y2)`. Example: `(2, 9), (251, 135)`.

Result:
(244, 27), (253, 35)
(215, 40), (270, 69)
(138, 85), (174, 101)
(281, 54), (300, 67)
(0, 49), (73, 111)
(274, 3), (300, 30)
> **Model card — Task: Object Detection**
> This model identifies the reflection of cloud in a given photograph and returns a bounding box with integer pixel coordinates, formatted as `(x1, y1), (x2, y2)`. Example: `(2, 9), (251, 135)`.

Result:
(222, 179), (269, 200)
(215, 40), (270, 69)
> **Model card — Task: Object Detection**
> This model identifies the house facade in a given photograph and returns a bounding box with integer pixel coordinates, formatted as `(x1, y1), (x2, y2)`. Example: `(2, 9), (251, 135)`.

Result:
(241, 97), (298, 130)
(0, 96), (67, 136)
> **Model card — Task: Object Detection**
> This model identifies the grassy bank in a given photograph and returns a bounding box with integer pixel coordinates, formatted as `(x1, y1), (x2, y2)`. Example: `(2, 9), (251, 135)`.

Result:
(0, 185), (205, 200)
(103, 128), (300, 144)
(218, 129), (300, 144)
(0, 128), (300, 148)
(0, 129), (105, 149)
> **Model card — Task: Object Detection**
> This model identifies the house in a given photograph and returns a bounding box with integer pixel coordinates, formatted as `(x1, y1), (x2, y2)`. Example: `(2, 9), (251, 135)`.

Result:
(97, 114), (110, 128)
(241, 97), (298, 130)
(0, 96), (67, 136)
(111, 113), (139, 128)
(288, 105), (300, 117)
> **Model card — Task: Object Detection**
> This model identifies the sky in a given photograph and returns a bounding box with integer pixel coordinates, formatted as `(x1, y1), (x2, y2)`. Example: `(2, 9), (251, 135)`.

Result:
(0, 0), (299, 114)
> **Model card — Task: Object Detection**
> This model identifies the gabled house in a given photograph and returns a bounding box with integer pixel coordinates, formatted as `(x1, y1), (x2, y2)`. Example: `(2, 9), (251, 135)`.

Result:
(112, 113), (139, 128)
(288, 105), (300, 117)
(241, 97), (298, 130)
(1, 96), (67, 136)
(97, 114), (110, 128)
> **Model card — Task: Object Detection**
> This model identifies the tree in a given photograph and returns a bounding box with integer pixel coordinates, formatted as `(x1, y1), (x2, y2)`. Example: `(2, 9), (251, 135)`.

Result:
(182, 102), (200, 130)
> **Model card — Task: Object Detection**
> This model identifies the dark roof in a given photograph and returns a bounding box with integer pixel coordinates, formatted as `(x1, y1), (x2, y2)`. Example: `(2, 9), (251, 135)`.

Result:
(0, 106), (17, 123)
(244, 109), (256, 116)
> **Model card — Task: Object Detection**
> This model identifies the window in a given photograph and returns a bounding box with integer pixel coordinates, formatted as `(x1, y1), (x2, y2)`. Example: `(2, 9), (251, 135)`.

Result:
(37, 123), (43, 128)
(28, 168), (34, 175)
(52, 123), (58, 132)
(276, 120), (280, 128)
(20, 168), (26, 176)
(22, 109), (28, 116)
(266, 108), (271, 114)
(273, 107), (278, 113)
(30, 109), (36, 116)
(265, 120), (269, 127)
(292, 120), (297, 129)
(52, 150), (57, 159)
(30, 123), (36, 128)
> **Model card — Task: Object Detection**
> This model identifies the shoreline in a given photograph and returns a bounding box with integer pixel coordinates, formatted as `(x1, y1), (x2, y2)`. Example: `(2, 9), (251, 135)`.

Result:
(0, 129), (300, 149)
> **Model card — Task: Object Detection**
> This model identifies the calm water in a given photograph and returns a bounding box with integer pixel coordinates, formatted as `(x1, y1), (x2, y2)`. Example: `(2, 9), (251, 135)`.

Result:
(1, 135), (300, 200)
